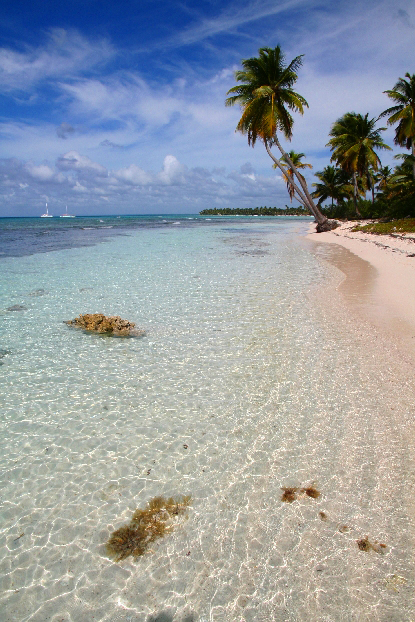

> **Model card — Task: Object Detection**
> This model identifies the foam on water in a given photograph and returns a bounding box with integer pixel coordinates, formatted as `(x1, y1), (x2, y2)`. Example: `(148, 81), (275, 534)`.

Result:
(0, 219), (414, 621)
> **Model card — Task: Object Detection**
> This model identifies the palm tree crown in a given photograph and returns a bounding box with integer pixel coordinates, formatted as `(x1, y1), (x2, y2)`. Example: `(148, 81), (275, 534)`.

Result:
(312, 166), (353, 206)
(225, 46), (308, 145)
(327, 112), (390, 177)
(380, 73), (415, 150)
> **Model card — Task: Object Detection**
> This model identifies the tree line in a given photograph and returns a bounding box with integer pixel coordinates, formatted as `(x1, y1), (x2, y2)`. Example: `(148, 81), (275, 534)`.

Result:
(200, 206), (309, 216)
(224, 46), (415, 229)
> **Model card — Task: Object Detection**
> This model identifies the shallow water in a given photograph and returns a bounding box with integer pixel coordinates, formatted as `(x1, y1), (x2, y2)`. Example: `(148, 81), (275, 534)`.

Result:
(0, 217), (414, 621)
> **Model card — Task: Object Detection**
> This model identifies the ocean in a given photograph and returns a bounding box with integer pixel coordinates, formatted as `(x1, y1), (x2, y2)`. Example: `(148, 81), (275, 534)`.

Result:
(0, 215), (413, 621)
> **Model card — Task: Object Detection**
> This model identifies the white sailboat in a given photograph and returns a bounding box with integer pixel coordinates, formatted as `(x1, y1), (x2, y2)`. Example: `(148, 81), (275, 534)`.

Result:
(40, 203), (53, 217)
(60, 205), (75, 218)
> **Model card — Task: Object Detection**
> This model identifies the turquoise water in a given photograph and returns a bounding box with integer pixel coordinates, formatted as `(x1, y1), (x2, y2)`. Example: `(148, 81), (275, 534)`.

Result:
(0, 217), (414, 621)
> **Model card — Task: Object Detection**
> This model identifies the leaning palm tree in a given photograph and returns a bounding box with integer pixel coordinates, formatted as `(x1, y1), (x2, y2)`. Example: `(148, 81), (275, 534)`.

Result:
(326, 112), (391, 215)
(279, 151), (312, 203)
(380, 73), (415, 179)
(225, 46), (331, 231)
(312, 165), (353, 207)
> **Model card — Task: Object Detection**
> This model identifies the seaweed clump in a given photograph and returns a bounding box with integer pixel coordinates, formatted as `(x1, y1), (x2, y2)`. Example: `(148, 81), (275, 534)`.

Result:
(357, 536), (387, 554)
(281, 484), (321, 503)
(281, 487), (299, 503)
(65, 313), (145, 337)
(106, 495), (191, 562)
(301, 485), (321, 499)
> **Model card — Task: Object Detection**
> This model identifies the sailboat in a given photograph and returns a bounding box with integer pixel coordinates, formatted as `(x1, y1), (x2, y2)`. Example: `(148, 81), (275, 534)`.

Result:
(60, 205), (75, 218)
(40, 203), (53, 217)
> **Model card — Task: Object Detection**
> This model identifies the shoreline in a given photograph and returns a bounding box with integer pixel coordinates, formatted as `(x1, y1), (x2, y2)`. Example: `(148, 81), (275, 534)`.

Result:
(306, 221), (415, 363)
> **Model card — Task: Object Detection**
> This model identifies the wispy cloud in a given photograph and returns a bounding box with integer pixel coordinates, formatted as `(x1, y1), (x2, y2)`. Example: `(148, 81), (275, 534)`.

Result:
(160, 0), (320, 49)
(0, 28), (115, 93)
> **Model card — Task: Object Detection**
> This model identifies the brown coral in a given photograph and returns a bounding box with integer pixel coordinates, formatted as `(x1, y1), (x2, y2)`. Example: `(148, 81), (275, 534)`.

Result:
(65, 313), (145, 337)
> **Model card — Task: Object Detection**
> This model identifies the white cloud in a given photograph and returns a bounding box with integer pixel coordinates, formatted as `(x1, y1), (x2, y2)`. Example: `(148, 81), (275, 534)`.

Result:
(72, 181), (88, 192)
(57, 151), (108, 176)
(25, 162), (56, 182)
(114, 164), (152, 185)
(158, 155), (185, 184)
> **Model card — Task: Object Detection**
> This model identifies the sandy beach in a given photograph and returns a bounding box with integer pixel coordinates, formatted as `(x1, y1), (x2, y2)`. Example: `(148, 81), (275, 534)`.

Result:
(306, 221), (415, 363)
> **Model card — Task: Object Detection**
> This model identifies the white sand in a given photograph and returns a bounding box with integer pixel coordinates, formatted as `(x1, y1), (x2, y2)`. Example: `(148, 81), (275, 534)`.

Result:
(306, 221), (415, 362)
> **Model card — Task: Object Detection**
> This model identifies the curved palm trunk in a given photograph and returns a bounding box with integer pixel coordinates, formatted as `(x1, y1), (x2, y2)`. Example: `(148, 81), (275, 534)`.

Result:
(268, 139), (328, 226)
(412, 139), (415, 181)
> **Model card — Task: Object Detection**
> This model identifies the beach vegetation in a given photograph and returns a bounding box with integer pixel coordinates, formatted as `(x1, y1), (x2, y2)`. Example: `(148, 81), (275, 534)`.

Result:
(351, 218), (415, 235)
(106, 495), (191, 562)
(225, 46), (334, 232)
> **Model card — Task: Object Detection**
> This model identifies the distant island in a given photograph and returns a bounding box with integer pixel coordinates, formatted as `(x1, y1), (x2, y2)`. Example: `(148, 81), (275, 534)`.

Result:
(199, 206), (311, 216)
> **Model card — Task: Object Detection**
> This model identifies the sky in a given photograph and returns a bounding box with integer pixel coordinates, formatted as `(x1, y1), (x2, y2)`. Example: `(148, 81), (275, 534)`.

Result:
(0, 0), (414, 216)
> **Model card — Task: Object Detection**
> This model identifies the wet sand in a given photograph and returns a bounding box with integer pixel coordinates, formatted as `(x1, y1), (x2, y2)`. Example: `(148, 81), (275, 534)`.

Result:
(306, 221), (415, 363)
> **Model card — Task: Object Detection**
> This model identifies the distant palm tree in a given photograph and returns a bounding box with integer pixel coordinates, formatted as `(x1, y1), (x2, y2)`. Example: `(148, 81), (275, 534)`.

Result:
(374, 165), (393, 191)
(312, 165), (353, 207)
(326, 112), (391, 215)
(225, 46), (330, 230)
(279, 151), (312, 203)
(380, 73), (415, 179)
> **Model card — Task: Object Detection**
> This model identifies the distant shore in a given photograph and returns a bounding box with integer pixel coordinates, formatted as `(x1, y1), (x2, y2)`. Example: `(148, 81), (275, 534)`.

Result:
(306, 221), (415, 362)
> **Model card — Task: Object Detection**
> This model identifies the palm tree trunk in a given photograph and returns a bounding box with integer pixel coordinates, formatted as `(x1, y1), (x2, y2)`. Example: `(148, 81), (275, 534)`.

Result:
(412, 140), (415, 181)
(271, 137), (328, 226)
(353, 172), (362, 217)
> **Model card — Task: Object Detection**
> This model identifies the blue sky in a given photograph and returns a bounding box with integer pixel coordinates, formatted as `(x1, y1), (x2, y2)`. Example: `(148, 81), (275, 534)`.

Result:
(0, 0), (414, 216)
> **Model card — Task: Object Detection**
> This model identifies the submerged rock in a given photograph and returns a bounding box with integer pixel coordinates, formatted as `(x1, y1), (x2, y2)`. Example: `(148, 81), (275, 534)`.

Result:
(7, 304), (27, 311)
(0, 349), (11, 365)
(28, 288), (48, 297)
(65, 313), (145, 337)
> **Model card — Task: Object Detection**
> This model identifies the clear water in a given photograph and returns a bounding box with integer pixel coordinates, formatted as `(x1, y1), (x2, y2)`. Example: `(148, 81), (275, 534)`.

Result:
(0, 216), (413, 621)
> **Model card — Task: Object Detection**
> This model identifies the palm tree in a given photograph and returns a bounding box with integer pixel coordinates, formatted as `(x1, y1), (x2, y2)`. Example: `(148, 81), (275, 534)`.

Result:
(365, 164), (392, 202)
(225, 46), (331, 231)
(312, 165), (353, 207)
(380, 73), (415, 179)
(390, 153), (415, 187)
(279, 151), (312, 203)
(326, 112), (391, 215)
(373, 165), (392, 194)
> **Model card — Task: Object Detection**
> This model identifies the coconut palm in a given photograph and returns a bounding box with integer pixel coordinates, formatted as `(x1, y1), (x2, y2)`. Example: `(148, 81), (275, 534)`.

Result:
(380, 73), (415, 179)
(312, 165), (353, 207)
(225, 46), (330, 230)
(326, 112), (391, 215)
(279, 151), (312, 203)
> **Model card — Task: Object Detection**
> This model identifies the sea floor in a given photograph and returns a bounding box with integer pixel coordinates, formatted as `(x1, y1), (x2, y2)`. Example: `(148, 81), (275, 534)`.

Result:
(0, 220), (414, 621)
